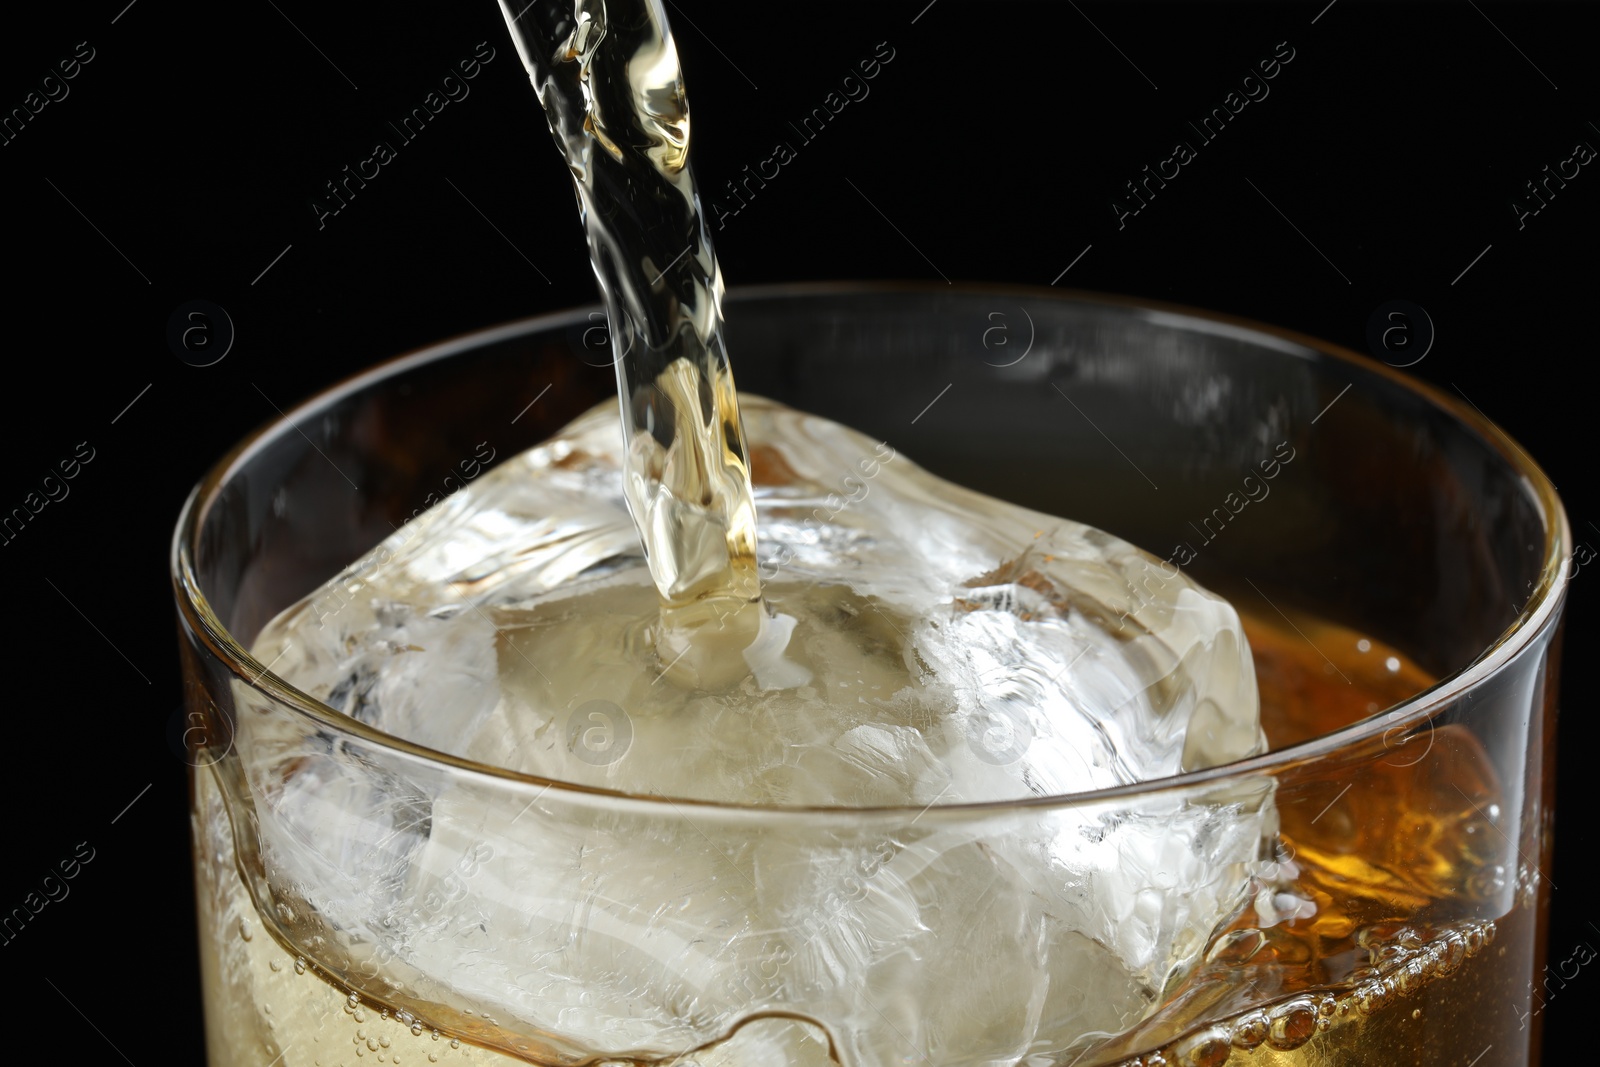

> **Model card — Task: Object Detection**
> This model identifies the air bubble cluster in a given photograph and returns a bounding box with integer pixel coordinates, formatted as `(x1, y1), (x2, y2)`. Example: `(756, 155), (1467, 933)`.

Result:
(1114, 918), (1497, 1066)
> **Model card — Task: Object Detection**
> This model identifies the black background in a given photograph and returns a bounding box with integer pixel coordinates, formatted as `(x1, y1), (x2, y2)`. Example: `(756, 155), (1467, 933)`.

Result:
(1, 1), (1594, 1063)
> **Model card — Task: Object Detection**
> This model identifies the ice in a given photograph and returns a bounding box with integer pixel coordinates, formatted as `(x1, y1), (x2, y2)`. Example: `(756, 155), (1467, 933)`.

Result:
(257, 396), (1261, 802)
(241, 396), (1274, 1066)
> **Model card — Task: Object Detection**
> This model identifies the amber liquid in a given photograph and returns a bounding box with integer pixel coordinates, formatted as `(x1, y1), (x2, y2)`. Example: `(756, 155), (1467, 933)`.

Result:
(192, 606), (1542, 1067)
(1089, 606), (1541, 1067)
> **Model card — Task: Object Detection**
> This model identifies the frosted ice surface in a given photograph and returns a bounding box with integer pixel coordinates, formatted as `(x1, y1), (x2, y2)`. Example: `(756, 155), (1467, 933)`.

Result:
(244, 396), (1273, 1066)
(257, 396), (1262, 801)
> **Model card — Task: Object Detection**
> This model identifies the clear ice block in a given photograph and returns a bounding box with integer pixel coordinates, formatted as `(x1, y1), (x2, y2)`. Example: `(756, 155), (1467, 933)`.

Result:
(242, 395), (1273, 1066)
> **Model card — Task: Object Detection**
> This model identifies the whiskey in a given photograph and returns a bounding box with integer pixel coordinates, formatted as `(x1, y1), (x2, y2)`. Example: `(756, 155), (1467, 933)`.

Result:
(194, 607), (1536, 1066)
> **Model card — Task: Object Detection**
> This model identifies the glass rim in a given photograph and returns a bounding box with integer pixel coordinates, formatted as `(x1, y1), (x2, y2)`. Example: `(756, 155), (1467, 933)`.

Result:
(171, 280), (1572, 817)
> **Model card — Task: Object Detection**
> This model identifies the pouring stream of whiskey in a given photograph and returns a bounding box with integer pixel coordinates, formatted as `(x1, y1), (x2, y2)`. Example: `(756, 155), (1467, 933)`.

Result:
(497, 0), (763, 684)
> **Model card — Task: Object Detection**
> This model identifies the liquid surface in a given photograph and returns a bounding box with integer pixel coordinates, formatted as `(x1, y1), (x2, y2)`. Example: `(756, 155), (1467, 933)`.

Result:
(197, 614), (1537, 1067)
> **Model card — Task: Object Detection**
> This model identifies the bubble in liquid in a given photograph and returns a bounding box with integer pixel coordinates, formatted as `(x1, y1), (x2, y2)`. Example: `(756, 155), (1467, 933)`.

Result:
(1265, 998), (1318, 1050)
(1231, 1011), (1269, 1049)
(1439, 933), (1467, 974)
(1173, 1027), (1231, 1067)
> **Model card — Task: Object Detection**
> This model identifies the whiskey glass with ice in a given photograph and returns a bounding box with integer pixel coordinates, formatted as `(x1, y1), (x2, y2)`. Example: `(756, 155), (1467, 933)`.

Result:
(174, 284), (1567, 1067)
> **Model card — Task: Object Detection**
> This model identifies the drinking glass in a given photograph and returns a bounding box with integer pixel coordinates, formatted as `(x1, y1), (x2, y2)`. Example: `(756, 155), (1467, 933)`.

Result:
(173, 283), (1567, 1067)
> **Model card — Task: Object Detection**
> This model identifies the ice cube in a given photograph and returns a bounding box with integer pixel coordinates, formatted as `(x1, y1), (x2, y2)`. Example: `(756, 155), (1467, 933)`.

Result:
(241, 395), (1273, 1066)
